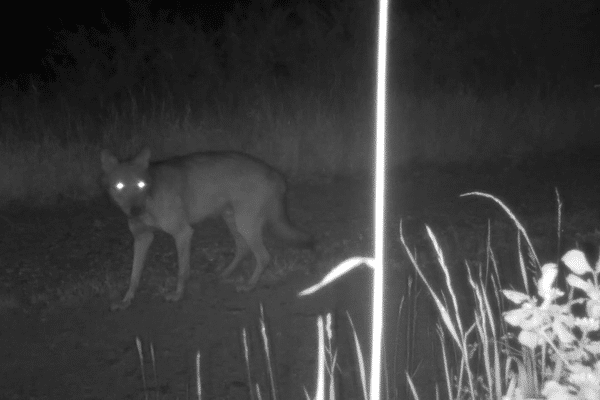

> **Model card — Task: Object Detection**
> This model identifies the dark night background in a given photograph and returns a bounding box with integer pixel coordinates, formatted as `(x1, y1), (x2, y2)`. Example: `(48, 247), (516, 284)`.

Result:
(2, 1), (237, 76)
(4, 0), (600, 95)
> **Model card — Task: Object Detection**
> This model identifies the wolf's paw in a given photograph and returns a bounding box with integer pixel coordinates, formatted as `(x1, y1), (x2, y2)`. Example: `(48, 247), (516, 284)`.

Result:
(110, 299), (132, 311)
(219, 271), (231, 280)
(214, 264), (225, 274)
(165, 291), (183, 302)
(235, 283), (256, 293)
(221, 274), (240, 284)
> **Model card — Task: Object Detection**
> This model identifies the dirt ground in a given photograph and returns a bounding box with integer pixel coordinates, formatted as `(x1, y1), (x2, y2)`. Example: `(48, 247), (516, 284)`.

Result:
(1, 151), (600, 399)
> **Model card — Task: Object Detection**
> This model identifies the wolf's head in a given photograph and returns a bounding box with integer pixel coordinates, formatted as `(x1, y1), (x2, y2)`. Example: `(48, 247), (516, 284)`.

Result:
(101, 147), (152, 218)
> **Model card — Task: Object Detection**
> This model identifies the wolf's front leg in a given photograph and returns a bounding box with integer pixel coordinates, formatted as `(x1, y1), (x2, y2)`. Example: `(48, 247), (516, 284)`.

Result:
(111, 230), (155, 310)
(165, 226), (193, 302)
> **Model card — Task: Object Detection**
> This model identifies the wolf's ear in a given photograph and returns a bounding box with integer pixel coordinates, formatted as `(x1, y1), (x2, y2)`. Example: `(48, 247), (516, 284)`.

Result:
(133, 147), (151, 168)
(100, 150), (119, 173)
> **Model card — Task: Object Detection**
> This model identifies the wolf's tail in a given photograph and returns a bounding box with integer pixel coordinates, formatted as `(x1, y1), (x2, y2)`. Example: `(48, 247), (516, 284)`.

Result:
(268, 198), (315, 249)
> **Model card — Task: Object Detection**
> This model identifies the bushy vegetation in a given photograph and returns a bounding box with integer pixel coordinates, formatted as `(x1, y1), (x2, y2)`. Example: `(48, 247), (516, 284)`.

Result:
(401, 194), (600, 400)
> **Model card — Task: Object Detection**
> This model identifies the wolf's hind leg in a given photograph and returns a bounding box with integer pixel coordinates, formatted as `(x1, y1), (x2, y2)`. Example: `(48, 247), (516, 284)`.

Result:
(165, 225), (193, 302)
(233, 210), (270, 292)
(219, 210), (250, 279)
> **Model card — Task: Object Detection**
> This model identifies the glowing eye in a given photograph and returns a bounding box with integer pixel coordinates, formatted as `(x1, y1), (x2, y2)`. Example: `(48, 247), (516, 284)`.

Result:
(115, 182), (125, 191)
(137, 180), (146, 189)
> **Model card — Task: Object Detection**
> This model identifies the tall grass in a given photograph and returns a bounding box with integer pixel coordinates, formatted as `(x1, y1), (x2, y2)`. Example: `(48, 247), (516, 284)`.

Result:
(1, 85), (598, 208)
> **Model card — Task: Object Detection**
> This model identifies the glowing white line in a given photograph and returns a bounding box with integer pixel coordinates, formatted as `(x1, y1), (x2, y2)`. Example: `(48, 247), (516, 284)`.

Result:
(370, 0), (389, 398)
(297, 1), (390, 398)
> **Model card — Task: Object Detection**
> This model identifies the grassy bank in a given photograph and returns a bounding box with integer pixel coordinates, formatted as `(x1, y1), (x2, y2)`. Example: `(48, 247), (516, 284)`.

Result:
(1, 85), (598, 208)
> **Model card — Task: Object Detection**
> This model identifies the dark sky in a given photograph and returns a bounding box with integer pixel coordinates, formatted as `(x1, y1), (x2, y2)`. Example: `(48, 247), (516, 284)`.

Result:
(1, 1), (241, 77)
(4, 0), (600, 82)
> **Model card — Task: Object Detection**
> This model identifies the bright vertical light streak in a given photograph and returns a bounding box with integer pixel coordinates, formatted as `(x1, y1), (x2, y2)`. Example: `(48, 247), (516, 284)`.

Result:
(370, 0), (389, 399)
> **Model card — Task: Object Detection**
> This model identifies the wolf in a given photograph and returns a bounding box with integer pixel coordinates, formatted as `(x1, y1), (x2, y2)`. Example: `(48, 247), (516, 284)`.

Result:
(100, 147), (314, 310)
